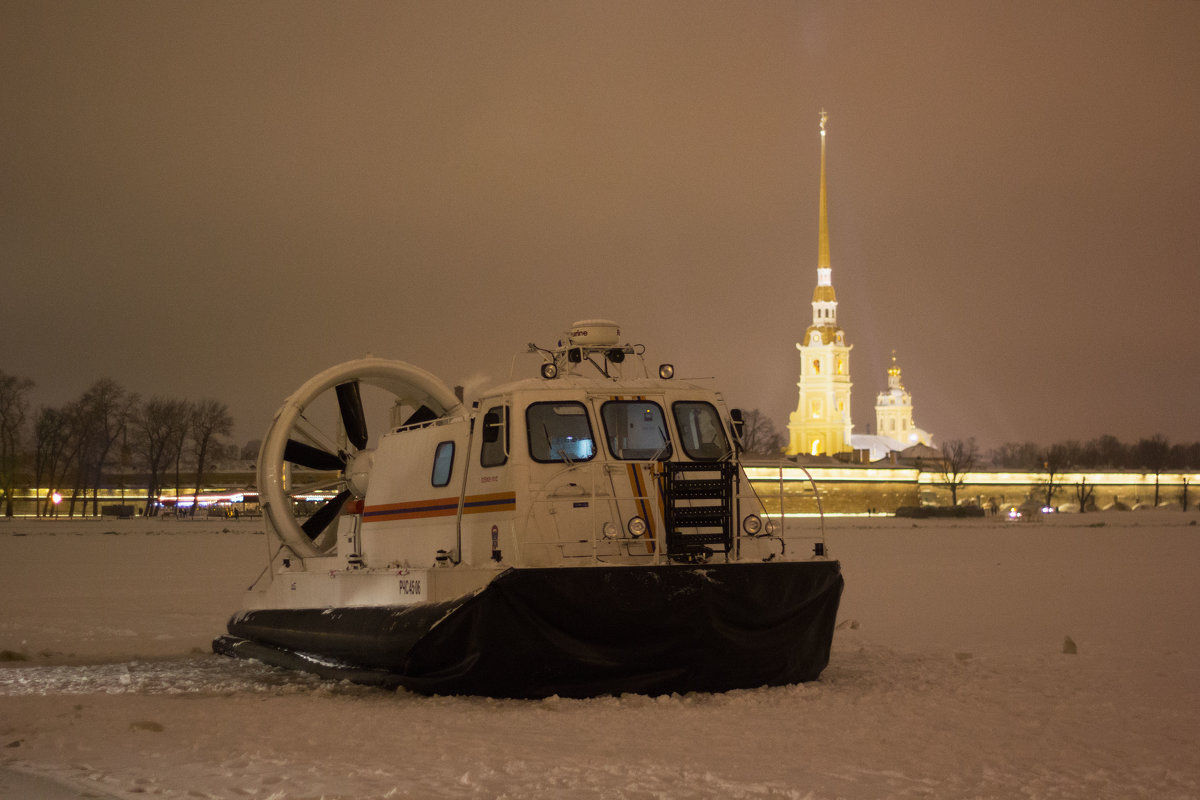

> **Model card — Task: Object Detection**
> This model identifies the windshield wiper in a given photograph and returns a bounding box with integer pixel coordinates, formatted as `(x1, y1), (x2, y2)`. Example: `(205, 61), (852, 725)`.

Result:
(650, 426), (672, 461)
(546, 422), (575, 465)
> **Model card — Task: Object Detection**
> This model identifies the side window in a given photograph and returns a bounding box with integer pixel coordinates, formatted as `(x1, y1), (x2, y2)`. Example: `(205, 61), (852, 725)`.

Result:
(431, 441), (455, 487)
(526, 402), (596, 463)
(480, 406), (509, 468)
(672, 401), (732, 461)
(601, 401), (671, 460)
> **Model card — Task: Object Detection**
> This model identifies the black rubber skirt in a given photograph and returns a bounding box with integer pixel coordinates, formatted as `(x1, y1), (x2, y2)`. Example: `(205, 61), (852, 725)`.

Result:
(215, 560), (843, 698)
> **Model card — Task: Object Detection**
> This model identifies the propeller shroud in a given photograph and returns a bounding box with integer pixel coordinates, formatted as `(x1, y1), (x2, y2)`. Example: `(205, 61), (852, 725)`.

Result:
(257, 358), (464, 559)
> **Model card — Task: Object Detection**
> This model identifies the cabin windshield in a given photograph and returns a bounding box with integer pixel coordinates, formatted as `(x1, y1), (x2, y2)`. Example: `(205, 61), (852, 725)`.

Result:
(672, 401), (732, 461)
(601, 401), (672, 460)
(527, 402), (596, 463)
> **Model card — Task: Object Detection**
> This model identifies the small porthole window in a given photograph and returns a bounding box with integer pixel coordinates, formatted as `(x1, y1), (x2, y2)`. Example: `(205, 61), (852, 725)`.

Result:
(432, 441), (455, 487)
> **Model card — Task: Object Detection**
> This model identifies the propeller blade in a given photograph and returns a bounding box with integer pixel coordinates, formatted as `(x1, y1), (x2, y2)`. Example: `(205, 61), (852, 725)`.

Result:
(336, 381), (369, 450)
(301, 489), (352, 540)
(284, 439), (346, 472)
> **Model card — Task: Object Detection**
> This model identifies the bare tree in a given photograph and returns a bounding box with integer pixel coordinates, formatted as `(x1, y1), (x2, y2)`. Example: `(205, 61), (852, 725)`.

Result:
(0, 371), (35, 517)
(78, 379), (138, 516)
(938, 438), (978, 506)
(190, 399), (233, 516)
(1038, 443), (1069, 509)
(1134, 434), (1170, 507)
(132, 397), (192, 517)
(57, 403), (91, 516)
(33, 406), (74, 516)
(1171, 442), (1200, 471)
(1092, 434), (1129, 469)
(1058, 440), (1095, 513)
(61, 399), (101, 517)
(989, 441), (1041, 469)
(1073, 476), (1096, 513)
(166, 401), (193, 512)
(735, 409), (787, 456)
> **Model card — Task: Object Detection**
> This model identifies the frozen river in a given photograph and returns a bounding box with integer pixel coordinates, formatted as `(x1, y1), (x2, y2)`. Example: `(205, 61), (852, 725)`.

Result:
(2, 514), (1198, 798)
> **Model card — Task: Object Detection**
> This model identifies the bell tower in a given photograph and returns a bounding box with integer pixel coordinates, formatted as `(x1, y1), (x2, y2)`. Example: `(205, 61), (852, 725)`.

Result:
(787, 111), (853, 456)
(875, 352), (933, 448)
(876, 352), (914, 443)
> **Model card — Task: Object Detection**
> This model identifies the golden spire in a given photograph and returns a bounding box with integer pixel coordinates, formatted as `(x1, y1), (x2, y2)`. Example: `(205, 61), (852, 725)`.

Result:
(810, 110), (836, 308)
(818, 110), (830, 271)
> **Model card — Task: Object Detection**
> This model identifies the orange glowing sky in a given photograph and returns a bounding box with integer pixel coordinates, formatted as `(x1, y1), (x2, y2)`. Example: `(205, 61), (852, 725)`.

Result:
(3, 1), (1198, 449)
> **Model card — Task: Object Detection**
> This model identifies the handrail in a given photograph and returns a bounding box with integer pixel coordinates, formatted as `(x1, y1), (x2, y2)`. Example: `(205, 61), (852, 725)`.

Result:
(736, 462), (826, 550)
(791, 464), (827, 545)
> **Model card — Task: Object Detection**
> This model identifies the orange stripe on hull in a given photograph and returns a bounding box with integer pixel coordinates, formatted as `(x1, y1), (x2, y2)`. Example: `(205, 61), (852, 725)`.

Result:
(625, 463), (658, 554)
(363, 492), (516, 523)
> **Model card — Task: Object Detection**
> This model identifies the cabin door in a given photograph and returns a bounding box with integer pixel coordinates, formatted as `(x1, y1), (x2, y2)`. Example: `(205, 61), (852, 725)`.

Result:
(591, 396), (671, 557)
(524, 400), (608, 560)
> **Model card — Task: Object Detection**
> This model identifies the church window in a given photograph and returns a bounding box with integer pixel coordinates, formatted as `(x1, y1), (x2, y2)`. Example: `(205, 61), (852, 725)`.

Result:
(812, 359), (820, 375)
(810, 439), (822, 456)
(835, 357), (844, 375)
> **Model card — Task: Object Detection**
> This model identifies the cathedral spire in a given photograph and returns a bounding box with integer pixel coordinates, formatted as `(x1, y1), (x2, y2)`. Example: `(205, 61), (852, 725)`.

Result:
(810, 110), (837, 328)
(818, 110), (830, 275)
(789, 109), (853, 457)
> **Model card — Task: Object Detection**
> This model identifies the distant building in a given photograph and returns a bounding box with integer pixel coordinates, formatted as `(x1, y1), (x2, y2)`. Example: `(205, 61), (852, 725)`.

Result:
(851, 353), (934, 461)
(787, 111), (853, 457)
(785, 112), (933, 461)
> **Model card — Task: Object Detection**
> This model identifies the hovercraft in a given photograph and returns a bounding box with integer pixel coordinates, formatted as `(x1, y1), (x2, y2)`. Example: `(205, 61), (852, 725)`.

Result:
(214, 320), (843, 698)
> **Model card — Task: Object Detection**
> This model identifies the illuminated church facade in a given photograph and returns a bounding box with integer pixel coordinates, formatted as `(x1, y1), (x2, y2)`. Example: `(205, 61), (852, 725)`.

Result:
(787, 111), (853, 457)
(873, 353), (933, 449)
(786, 112), (931, 460)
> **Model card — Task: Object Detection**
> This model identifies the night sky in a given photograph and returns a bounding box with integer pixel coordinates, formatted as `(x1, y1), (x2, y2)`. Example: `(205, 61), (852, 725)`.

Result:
(3, 1), (1198, 451)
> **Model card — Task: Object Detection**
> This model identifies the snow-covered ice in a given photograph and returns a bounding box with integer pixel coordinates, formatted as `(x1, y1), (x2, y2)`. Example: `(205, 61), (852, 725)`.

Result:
(2, 514), (1198, 799)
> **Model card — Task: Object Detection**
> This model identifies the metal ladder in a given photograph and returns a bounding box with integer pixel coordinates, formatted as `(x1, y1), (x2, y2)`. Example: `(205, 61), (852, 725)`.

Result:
(661, 461), (735, 560)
